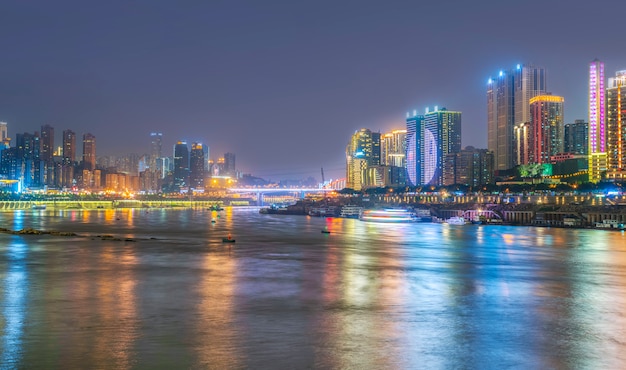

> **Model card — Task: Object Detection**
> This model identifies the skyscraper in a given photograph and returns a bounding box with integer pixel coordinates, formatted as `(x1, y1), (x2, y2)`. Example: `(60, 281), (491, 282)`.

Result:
(443, 146), (494, 187)
(381, 129), (407, 167)
(405, 111), (424, 187)
(173, 141), (189, 190)
(224, 152), (236, 177)
(564, 120), (588, 155)
(345, 129), (380, 190)
(189, 142), (205, 189)
(588, 59), (607, 182)
(530, 95), (564, 164)
(150, 132), (163, 171)
(61, 130), (76, 188)
(40, 124), (54, 185)
(422, 108), (461, 186)
(488, 64), (547, 171)
(82, 133), (96, 171)
(606, 70), (626, 179)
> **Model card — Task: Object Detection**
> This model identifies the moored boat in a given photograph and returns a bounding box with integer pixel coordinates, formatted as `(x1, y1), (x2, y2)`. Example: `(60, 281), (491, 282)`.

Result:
(360, 209), (417, 223)
(446, 216), (466, 225)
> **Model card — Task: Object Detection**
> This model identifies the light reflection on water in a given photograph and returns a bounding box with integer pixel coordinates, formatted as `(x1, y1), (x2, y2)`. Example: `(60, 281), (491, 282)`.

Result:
(0, 208), (625, 368)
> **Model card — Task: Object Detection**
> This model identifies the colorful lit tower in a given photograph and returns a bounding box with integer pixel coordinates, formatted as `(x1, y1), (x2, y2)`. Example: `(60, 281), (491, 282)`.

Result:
(588, 59), (607, 182)
(530, 95), (564, 164)
(606, 70), (626, 180)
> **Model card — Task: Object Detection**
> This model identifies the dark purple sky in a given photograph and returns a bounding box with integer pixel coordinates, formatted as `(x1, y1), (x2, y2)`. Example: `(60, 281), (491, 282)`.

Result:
(1, 0), (625, 180)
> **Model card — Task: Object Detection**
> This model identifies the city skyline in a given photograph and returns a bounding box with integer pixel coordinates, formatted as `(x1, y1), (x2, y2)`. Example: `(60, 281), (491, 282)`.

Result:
(1, 0), (625, 180)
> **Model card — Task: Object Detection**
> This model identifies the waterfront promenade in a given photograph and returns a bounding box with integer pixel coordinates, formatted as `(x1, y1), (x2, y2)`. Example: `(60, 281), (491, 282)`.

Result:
(0, 199), (227, 211)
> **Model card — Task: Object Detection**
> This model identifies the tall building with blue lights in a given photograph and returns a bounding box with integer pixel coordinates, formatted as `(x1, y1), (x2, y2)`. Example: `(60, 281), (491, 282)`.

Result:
(488, 64), (547, 171)
(405, 111), (424, 186)
(406, 107), (461, 186)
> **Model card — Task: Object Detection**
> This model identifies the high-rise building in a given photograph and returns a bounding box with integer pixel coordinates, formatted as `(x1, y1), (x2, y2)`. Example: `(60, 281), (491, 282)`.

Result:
(173, 141), (189, 190)
(422, 107), (462, 186)
(345, 129), (380, 190)
(0, 122), (8, 149)
(530, 95), (564, 164)
(61, 130), (76, 188)
(150, 132), (163, 170)
(381, 129), (407, 168)
(224, 152), (236, 177)
(443, 146), (494, 187)
(405, 111), (424, 187)
(564, 120), (588, 155)
(15, 132), (43, 188)
(189, 142), (205, 189)
(514, 122), (533, 165)
(606, 70), (626, 180)
(62, 130), (76, 164)
(589, 59), (607, 182)
(82, 133), (96, 171)
(40, 124), (54, 186)
(488, 64), (547, 171)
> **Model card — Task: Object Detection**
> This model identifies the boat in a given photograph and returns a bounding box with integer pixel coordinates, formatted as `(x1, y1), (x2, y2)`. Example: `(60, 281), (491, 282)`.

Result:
(31, 204), (46, 210)
(471, 216), (483, 225)
(445, 216), (466, 225)
(360, 209), (417, 223)
(222, 238), (236, 243)
(321, 230), (331, 234)
(339, 205), (363, 219)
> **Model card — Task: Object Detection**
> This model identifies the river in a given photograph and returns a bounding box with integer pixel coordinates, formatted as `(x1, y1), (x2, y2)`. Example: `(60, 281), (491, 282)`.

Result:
(1, 207), (625, 369)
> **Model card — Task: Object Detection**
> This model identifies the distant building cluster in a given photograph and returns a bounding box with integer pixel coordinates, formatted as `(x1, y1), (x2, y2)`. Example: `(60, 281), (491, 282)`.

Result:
(346, 59), (626, 190)
(0, 125), (238, 193)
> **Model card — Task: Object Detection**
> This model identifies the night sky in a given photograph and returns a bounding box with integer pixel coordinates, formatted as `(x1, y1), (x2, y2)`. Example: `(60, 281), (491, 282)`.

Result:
(1, 0), (625, 180)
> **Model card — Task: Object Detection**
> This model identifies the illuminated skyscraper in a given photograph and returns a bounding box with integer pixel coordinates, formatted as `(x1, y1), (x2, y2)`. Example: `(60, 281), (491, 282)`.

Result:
(606, 70), (626, 180)
(150, 132), (163, 170)
(530, 95), (564, 164)
(381, 129), (407, 167)
(514, 122), (533, 165)
(40, 124), (55, 185)
(189, 142), (205, 189)
(423, 108), (461, 186)
(405, 111), (424, 186)
(488, 64), (547, 171)
(345, 129), (380, 190)
(63, 130), (76, 163)
(61, 130), (76, 188)
(173, 141), (189, 190)
(588, 59), (607, 182)
(82, 133), (96, 171)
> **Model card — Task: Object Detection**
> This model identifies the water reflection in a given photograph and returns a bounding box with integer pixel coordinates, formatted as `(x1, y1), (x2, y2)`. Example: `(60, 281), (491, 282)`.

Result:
(0, 210), (624, 368)
(0, 238), (28, 368)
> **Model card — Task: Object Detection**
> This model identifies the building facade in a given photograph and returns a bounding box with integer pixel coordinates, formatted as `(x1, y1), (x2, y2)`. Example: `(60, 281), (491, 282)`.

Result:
(606, 70), (626, 180)
(82, 133), (96, 171)
(173, 141), (189, 190)
(488, 64), (547, 171)
(588, 59), (607, 182)
(405, 111), (424, 187)
(443, 146), (494, 187)
(345, 129), (380, 190)
(564, 120), (588, 155)
(189, 142), (205, 189)
(530, 95), (564, 164)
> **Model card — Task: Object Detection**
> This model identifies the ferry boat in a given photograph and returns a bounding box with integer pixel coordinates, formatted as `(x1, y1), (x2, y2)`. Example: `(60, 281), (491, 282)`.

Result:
(360, 209), (417, 223)
(445, 216), (466, 225)
(339, 205), (363, 219)
(31, 204), (47, 210)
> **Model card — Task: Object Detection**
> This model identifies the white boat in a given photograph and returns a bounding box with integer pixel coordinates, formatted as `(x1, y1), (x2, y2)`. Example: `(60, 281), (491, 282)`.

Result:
(445, 216), (466, 225)
(32, 204), (47, 210)
(339, 205), (363, 219)
(360, 209), (417, 223)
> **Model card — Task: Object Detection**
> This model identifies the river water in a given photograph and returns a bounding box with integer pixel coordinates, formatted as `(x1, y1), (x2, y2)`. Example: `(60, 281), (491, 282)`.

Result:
(1, 207), (625, 369)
